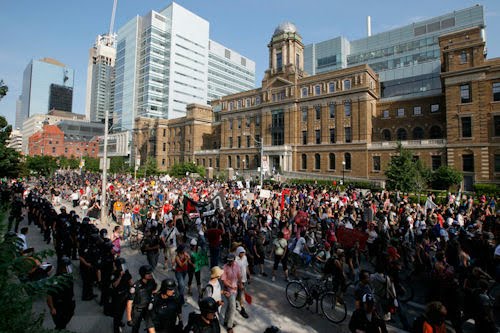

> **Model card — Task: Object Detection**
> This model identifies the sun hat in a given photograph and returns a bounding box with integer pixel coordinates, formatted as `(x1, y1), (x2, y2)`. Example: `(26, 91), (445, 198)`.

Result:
(210, 266), (223, 279)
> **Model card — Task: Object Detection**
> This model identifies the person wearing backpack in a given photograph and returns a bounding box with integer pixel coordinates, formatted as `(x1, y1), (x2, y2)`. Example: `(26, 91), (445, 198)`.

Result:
(272, 231), (289, 282)
(413, 301), (447, 333)
(200, 266), (224, 315)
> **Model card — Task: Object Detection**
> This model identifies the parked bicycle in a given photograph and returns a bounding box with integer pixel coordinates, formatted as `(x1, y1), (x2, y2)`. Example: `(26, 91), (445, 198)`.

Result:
(285, 276), (347, 324)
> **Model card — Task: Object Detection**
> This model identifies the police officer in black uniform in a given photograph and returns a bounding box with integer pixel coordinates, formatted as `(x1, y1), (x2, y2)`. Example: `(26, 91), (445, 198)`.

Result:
(153, 278), (183, 332)
(184, 297), (221, 333)
(47, 256), (76, 330)
(79, 231), (100, 300)
(98, 237), (115, 309)
(54, 207), (72, 260)
(110, 258), (133, 333)
(126, 264), (157, 333)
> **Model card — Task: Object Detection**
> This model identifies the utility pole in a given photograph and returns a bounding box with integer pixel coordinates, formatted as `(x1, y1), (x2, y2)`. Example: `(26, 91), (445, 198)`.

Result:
(100, 108), (109, 225)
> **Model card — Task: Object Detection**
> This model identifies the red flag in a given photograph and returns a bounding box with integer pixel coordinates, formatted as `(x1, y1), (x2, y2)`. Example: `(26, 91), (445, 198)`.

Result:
(244, 291), (252, 305)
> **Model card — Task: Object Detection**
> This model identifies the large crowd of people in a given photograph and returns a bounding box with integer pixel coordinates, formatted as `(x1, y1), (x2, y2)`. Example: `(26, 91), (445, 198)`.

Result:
(2, 170), (500, 333)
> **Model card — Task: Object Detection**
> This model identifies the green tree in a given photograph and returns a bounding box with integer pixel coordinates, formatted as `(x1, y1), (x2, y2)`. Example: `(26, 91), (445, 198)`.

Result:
(430, 165), (462, 190)
(0, 202), (71, 333)
(109, 156), (128, 174)
(84, 157), (99, 173)
(169, 162), (206, 178)
(26, 155), (58, 176)
(0, 80), (7, 100)
(0, 115), (22, 178)
(385, 143), (420, 193)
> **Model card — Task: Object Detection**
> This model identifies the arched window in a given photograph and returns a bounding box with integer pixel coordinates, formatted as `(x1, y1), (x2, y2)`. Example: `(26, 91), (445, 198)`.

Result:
(413, 127), (424, 139)
(429, 125), (442, 139)
(397, 128), (408, 140)
(329, 153), (336, 170)
(382, 129), (391, 141)
(315, 154), (321, 170)
(344, 153), (351, 170)
(301, 154), (307, 169)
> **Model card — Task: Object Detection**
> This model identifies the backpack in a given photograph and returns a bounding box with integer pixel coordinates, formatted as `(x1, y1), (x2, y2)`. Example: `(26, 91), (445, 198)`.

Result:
(198, 283), (214, 302)
(287, 237), (298, 251)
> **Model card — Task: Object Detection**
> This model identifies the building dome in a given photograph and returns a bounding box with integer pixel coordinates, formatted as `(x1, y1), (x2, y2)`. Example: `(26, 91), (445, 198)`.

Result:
(273, 22), (298, 36)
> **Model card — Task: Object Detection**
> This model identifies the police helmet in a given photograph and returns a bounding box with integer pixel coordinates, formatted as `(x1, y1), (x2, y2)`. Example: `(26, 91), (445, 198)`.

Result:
(82, 217), (90, 225)
(60, 206), (66, 212)
(69, 210), (76, 216)
(199, 297), (218, 314)
(58, 256), (73, 274)
(139, 264), (153, 278)
(100, 228), (108, 238)
(160, 278), (177, 293)
(114, 257), (127, 272)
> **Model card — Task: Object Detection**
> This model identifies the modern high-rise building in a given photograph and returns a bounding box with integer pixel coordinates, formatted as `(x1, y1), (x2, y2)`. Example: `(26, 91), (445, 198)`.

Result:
(304, 5), (484, 100)
(113, 2), (255, 131)
(85, 34), (116, 123)
(15, 58), (75, 129)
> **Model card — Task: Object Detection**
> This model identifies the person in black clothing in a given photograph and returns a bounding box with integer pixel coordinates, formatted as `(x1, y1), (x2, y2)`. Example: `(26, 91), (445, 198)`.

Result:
(79, 232), (100, 300)
(110, 258), (133, 333)
(47, 256), (75, 330)
(348, 293), (388, 333)
(142, 227), (161, 269)
(184, 297), (221, 333)
(153, 278), (183, 332)
(127, 265), (157, 333)
(98, 237), (115, 310)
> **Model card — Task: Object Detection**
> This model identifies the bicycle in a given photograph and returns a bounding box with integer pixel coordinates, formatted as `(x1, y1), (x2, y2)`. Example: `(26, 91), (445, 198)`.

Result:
(285, 276), (347, 324)
(129, 229), (144, 250)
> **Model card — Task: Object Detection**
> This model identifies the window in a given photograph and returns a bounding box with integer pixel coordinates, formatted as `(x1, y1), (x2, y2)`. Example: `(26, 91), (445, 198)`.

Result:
(255, 115), (261, 127)
(344, 101), (351, 117)
(397, 108), (405, 117)
(229, 137), (233, 148)
(301, 154), (307, 169)
(494, 116), (500, 136)
(229, 101), (234, 111)
(245, 155), (249, 169)
(413, 106), (422, 115)
(431, 156), (442, 170)
(329, 153), (335, 170)
(494, 82), (500, 101)
(296, 53), (300, 68)
(255, 96), (261, 105)
(271, 111), (285, 145)
(302, 87), (308, 97)
(495, 155), (500, 173)
(460, 84), (471, 103)
(236, 156), (240, 169)
(301, 107), (308, 122)
(238, 118), (242, 129)
(315, 105), (321, 120)
(161, 159), (165, 166)
(373, 156), (381, 171)
(237, 100), (242, 108)
(383, 110), (389, 118)
(397, 128), (408, 140)
(461, 117), (472, 137)
(329, 128), (335, 143)
(413, 127), (424, 139)
(52, 147), (56, 153)
(228, 156), (232, 168)
(345, 127), (352, 143)
(209, 159), (213, 167)
(315, 154), (321, 170)
(163, 142), (166, 151)
(329, 82), (335, 93)
(276, 51), (282, 70)
(329, 104), (335, 118)
(246, 136), (250, 147)
(237, 136), (241, 148)
(246, 99), (251, 107)
(216, 158), (220, 168)
(344, 153), (351, 170)
(163, 129), (166, 137)
(255, 135), (261, 146)
(315, 85), (321, 95)
(431, 104), (440, 113)
(462, 154), (474, 172)
(344, 79), (351, 90)
(246, 117), (250, 128)
(302, 131), (307, 145)
(315, 130), (321, 144)
(429, 125), (442, 139)
(382, 129), (391, 141)
(229, 119), (233, 130)
(460, 51), (468, 64)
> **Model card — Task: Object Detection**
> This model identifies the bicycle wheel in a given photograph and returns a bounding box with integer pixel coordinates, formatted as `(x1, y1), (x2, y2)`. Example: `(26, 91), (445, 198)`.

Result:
(286, 281), (308, 309)
(397, 280), (414, 303)
(320, 291), (347, 324)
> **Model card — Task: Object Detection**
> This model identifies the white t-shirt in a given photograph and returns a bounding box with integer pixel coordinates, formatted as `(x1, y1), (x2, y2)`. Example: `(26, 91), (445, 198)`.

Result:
(293, 237), (306, 255)
(122, 212), (132, 226)
(161, 226), (179, 248)
(236, 255), (249, 283)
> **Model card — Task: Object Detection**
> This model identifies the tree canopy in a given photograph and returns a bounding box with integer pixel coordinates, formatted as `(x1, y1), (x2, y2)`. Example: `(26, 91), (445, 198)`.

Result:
(0, 80), (7, 100)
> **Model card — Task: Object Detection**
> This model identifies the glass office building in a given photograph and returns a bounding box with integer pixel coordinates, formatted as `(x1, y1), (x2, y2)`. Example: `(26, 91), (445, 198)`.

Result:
(114, 2), (255, 131)
(15, 58), (75, 129)
(304, 5), (484, 99)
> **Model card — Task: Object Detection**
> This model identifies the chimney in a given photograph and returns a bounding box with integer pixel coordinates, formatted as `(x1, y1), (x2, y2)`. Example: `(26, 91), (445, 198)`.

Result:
(367, 16), (372, 37)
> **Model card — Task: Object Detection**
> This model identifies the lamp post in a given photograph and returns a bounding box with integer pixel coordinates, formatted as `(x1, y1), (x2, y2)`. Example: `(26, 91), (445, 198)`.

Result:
(342, 160), (346, 185)
(100, 107), (109, 225)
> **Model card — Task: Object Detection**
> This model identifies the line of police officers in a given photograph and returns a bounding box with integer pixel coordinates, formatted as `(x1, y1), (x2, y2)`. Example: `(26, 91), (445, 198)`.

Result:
(25, 188), (221, 333)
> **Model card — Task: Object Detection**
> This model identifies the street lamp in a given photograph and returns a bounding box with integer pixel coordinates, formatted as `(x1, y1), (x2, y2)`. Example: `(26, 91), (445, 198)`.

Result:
(100, 107), (110, 225)
(342, 160), (346, 185)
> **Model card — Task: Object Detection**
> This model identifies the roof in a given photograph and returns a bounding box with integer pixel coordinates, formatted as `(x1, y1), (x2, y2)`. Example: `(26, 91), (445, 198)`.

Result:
(42, 124), (64, 135)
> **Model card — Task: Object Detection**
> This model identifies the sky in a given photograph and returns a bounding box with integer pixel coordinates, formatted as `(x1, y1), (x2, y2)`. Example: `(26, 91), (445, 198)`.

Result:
(1, 0), (499, 127)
